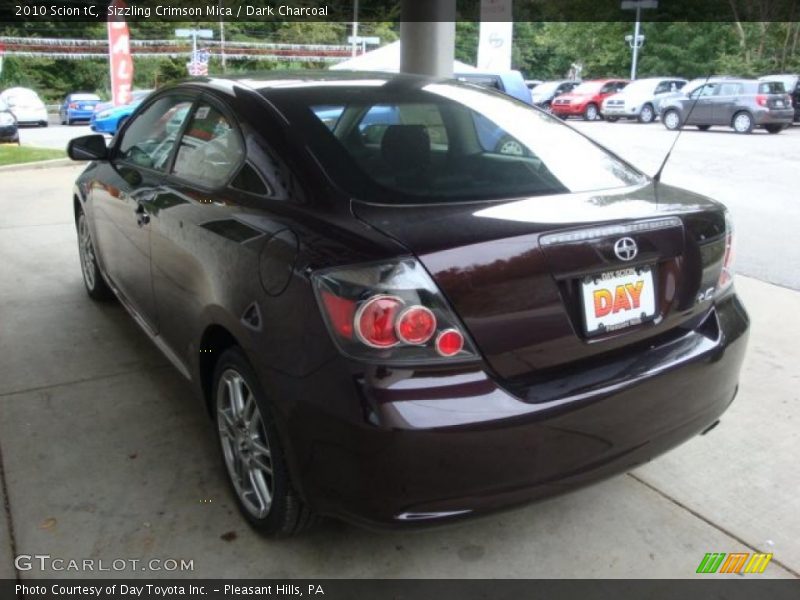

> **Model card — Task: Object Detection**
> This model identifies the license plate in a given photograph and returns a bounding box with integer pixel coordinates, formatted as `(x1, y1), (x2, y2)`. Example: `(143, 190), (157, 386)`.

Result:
(776, 100), (785, 107)
(581, 266), (656, 335)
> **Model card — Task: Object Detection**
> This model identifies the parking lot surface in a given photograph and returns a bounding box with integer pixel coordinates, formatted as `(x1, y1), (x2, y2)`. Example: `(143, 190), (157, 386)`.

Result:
(1, 121), (798, 579)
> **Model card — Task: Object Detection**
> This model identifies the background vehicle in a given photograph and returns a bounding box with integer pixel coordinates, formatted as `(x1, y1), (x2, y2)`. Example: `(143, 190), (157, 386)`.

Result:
(529, 80), (580, 111)
(660, 78), (793, 134)
(60, 93), (101, 125)
(0, 99), (19, 143)
(0, 87), (48, 127)
(551, 79), (628, 120)
(602, 77), (687, 123)
(92, 89), (153, 117)
(455, 70), (532, 104)
(759, 74), (800, 121)
(654, 75), (737, 117)
(90, 90), (153, 135)
(67, 72), (747, 537)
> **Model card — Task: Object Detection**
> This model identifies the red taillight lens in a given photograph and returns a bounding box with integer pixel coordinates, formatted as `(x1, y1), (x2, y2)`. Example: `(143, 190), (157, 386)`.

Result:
(320, 291), (356, 339)
(755, 94), (768, 107)
(312, 259), (476, 363)
(436, 329), (464, 357)
(69, 102), (78, 109)
(396, 305), (436, 345)
(355, 295), (403, 348)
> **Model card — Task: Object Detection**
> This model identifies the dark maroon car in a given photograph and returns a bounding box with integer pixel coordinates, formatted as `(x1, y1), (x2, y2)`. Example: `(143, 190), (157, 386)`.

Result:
(67, 72), (748, 536)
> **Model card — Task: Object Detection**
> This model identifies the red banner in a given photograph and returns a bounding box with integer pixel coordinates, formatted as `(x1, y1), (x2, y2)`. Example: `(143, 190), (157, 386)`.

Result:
(107, 0), (133, 106)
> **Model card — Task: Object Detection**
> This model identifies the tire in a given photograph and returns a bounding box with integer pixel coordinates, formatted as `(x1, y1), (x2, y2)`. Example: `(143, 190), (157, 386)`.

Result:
(76, 209), (115, 301)
(60, 114), (66, 125)
(213, 347), (316, 537)
(584, 103), (599, 121)
(494, 135), (526, 156)
(40, 121), (48, 128)
(765, 124), (785, 134)
(697, 125), (711, 131)
(663, 109), (682, 131)
(732, 111), (754, 134)
(638, 103), (655, 124)
(67, 119), (74, 126)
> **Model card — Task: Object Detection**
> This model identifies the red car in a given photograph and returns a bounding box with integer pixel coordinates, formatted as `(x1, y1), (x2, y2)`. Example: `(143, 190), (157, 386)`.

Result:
(551, 79), (629, 120)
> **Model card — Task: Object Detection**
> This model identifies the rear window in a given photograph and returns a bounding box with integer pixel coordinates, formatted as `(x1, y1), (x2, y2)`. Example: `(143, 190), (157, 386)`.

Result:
(759, 81), (786, 94)
(71, 93), (100, 101)
(276, 81), (646, 203)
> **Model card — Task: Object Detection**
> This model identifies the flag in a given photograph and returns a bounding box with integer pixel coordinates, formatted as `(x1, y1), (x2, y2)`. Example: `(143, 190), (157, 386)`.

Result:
(107, 0), (133, 106)
(187, 48), (210, 77)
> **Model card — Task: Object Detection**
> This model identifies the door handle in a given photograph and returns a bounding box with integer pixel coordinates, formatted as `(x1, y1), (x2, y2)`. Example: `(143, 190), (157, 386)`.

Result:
(135, 203), (150, 227)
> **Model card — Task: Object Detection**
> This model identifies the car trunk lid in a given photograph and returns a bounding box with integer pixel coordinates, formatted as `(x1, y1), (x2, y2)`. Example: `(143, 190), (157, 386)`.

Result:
(352, 182), (728, 380)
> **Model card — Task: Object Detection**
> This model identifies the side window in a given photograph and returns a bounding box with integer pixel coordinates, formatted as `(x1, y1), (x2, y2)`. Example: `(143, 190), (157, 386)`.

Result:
(719, 83), (742, 96)
(654, 81), (670, 95)
(691, 83), (718, 98)
(616, 82), (628, 92)
(118, 96), (193, 171)
(172, 102), (245, 188)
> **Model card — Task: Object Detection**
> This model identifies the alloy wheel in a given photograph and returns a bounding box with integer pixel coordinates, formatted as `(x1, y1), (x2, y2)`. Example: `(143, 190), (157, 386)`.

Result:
(664, 111), (680, 130)
(77, 215), (97, 290)
(217, 369), (274, 519)
(640, 105), (654, 123)
(585, 104), (598, 120)
(733, 113), (752, 133)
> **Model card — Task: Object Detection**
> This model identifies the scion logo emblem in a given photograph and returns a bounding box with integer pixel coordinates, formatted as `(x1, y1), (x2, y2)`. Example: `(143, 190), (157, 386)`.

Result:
(614, 237), (638, 261)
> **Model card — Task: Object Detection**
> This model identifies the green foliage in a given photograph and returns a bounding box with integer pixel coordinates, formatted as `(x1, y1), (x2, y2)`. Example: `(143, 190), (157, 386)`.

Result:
(1, 20), (798, 101)
(0, 145), (66, 166)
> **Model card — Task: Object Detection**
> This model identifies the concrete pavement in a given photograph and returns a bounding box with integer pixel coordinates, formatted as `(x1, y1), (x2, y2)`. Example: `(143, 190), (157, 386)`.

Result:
(0, 164), (798, 579)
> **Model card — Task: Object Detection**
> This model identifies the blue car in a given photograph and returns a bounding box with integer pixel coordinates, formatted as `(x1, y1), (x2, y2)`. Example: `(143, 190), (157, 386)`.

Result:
(59, 93), (101, 125)
(89, 90), (153, 135)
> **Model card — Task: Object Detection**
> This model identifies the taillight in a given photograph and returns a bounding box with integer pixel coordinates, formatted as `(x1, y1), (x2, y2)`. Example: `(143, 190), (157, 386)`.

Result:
(69, 102), (78, 109)
(755, 94), (768, 107)
(312, 258), (477, 363)
(718, 212), (735, 292)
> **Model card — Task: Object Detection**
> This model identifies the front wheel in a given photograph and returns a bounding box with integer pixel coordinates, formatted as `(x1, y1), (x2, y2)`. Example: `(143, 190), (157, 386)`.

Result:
(732, 111), (754, 134)
(638, 104), (655, 123)
(663, 109), (682, 131)
(765, 124), (785, 134)
(76, 210), (114, 301)
(214, 348), (316, 537)
(584, 103), (599, 121)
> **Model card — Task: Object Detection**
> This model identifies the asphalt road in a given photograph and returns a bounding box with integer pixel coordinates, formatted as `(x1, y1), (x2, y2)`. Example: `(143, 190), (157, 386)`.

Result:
(570, 119), (800, 290)
(20, 117), (800, 290)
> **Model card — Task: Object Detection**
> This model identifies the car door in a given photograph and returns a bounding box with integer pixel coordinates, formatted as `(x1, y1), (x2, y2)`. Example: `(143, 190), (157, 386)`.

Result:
(685, 83), (718, 124)
(712, 82), (743, 125)
(148, 97), (253, 361)
(91, 93), (194, 330)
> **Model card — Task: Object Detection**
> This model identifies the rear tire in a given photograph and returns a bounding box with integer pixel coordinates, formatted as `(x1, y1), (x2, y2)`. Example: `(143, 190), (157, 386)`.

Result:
(76, 209), (115, 302)
(584, 103), (599, 121)
(663, 109), (682, 131)
(732, 111), (754, 134)
(213, 347), (316, 537)
(765, 124), (785, 134)
(638, 103), (655, 123)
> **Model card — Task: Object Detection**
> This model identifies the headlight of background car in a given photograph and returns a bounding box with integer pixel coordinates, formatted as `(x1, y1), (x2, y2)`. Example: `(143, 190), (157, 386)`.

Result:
(0, 113), (15, 126)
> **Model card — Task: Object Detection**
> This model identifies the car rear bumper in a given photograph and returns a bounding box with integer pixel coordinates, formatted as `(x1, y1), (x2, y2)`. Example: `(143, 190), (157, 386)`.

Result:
(67, 110), (94, 121)
(753, 109), (794, 125)
(277, 292), (749, 529)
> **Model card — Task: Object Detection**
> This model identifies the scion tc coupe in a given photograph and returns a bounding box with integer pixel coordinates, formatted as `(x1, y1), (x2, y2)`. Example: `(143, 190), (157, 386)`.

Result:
(67, 72), (748, 536)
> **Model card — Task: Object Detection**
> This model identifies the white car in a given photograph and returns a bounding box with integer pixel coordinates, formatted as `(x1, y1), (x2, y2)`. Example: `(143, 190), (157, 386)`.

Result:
(601, 77), (687, 123)
(0, 87), (48, 127)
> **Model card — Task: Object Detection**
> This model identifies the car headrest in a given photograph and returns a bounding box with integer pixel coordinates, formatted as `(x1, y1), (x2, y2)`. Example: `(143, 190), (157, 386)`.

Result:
(381, 125), (430, 171)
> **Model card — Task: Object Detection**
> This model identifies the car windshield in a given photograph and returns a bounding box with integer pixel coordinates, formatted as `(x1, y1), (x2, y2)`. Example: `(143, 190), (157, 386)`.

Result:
(531, 82), (562, 96)
(270, 80), (646, 204)
(571, 82), (603, 94)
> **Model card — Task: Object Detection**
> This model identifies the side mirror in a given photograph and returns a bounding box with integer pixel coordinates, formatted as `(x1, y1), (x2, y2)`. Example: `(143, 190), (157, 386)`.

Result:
(67, 134), (109, 161)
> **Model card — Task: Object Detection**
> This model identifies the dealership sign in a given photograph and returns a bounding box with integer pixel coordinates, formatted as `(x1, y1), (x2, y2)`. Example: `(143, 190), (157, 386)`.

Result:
(107, 0), (133, 106)
(477, 0), (513, 71)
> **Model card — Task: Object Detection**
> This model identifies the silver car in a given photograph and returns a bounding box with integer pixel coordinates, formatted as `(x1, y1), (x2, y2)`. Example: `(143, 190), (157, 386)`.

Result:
(601, 77), (687, 123)
(660, 78), (794, 134)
